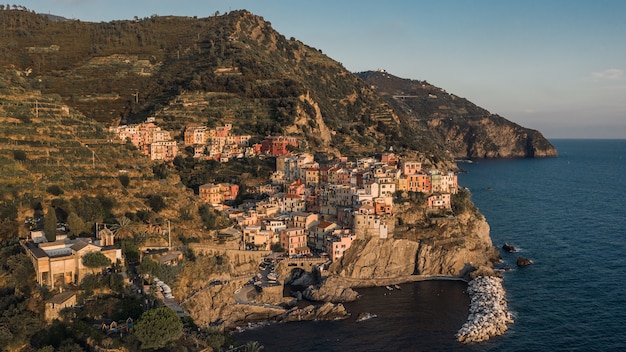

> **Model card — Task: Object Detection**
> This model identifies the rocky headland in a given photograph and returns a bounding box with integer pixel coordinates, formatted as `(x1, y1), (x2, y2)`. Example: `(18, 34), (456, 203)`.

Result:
(301, 205), (513, 343)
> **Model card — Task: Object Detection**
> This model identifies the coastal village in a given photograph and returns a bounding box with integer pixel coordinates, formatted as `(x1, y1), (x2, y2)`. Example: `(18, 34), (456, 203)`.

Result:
(107, 120), (459, 260)
(23, 117), (459, 285)
(18, 118), (511, 347)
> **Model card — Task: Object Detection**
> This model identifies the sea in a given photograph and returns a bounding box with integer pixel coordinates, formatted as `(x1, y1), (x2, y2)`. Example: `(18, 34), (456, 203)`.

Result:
(237, 139), (626, 351)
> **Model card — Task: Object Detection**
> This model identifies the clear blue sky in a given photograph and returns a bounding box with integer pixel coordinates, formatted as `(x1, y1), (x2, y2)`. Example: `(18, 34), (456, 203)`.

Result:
(17, 0), (626, 138)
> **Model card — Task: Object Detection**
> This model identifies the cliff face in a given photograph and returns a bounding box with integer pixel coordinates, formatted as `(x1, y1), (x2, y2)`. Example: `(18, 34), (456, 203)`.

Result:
(182, 278), (292, 328)
(427, 115), (558, 158)
(333, 238), (420, 278)
(330, 208), (499, 282)
(357, 71), (558, 159)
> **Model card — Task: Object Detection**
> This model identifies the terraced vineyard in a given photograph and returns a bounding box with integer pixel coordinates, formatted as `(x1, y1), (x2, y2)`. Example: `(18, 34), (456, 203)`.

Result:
(0, 80), (201, 239)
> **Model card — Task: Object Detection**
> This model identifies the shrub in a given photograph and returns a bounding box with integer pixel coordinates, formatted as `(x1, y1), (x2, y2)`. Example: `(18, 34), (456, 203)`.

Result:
(12, 150), (27, 161)
(118, 174), (130, 188)
(270, 242), (284, 253)
(46, 185), (64, 196)
(147, 194), (166, 213)
(152, 163), (169, 179)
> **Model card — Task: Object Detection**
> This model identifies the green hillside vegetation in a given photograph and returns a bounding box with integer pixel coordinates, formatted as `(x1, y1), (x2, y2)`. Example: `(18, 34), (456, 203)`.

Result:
(0, 69), (227, 244)
(0, 8), (443, 158)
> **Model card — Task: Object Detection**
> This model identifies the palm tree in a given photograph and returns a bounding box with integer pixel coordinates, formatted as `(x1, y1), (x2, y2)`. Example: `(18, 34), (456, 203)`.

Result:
(243, 341), (264, 352)
(112, 216), (134, 240)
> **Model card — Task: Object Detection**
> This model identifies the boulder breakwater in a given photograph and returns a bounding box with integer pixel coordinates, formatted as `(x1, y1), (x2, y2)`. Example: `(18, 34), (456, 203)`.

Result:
(456, 276), (513, 343)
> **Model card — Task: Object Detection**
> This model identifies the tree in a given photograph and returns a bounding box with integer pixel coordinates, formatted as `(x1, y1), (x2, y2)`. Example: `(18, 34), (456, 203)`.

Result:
(137, 257), (162, 278)
(270, 242), (284, 253)
(81, 251), (111, 275)
(112, 216), (133, 239)
(202, 327), (225, 351)
(134, 307), (183, 350)
(147, 194), (166, 213)
(44, 205), (57, 242)
(121, 240), (140, 264)
(66, 212), (86, 236)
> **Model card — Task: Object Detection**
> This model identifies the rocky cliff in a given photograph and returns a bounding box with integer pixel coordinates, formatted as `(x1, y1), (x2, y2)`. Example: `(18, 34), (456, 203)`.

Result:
(357, 71), (558, 159)
(321, 203), (500, 297)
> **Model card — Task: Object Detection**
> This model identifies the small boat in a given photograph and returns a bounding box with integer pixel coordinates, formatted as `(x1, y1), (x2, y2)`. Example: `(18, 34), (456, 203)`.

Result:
(394, 284), (401, 290)
(385, 285), (393, 291)
(356, 312), (377, 322)
(267, 272), (278, 281)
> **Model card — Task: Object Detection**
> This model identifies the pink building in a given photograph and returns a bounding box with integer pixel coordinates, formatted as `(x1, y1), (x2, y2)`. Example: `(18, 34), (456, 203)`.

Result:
(427, 193), (451, 209)
(288, 180), (306, 196)
(280, 227), (309, 256)
(401, 161), (422, 175)
(326, 231), (356, 262)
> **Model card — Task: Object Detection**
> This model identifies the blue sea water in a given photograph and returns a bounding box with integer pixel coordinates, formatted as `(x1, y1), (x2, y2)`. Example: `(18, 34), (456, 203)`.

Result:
(458, 139), (626, 351)
(237, 139), (626, 351)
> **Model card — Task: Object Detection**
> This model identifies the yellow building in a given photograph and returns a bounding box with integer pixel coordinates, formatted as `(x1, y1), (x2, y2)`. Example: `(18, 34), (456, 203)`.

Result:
(22, 236), (122, 289)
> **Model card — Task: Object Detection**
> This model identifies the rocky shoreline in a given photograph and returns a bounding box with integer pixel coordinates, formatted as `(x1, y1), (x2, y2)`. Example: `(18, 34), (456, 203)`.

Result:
(456, 276), (514, 343)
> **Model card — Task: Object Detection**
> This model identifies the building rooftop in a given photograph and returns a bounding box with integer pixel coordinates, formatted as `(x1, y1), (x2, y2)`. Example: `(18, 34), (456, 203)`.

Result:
(47, 290), (76, 305)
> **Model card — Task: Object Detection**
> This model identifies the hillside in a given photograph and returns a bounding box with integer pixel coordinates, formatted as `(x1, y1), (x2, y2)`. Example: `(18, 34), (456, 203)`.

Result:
(0, 8), (557, 160)
(357, 71), (557, 158)
(0, 8), (443, 159)
(0, 69), (212, 243)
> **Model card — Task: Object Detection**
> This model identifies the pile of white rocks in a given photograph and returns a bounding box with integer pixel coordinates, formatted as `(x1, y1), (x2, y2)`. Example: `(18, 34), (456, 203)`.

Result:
(456, 276), (514, 344)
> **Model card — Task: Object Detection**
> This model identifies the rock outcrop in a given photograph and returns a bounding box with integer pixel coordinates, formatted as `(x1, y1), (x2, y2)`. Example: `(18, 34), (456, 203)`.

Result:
(301, 205), (503, 305)
(334, 238), (420, 279)
(430, 117), (558, 158)
(331, 210), (499, 282)
(502, 243), (517, 253)
(302, 277), (360, 303)
(182, 279), (278, 328)
(181, 277), (347, 329)
(280, 302), (349, 322)
(516, 256), (533, 267)
(284, 267), (321, 287)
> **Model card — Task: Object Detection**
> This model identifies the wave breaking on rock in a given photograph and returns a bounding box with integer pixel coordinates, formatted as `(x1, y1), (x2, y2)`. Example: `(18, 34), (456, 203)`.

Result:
(456, 276), (513, 343)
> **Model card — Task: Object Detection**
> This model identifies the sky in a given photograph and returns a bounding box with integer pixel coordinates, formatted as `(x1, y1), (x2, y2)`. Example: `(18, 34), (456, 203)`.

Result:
(15, 0), (626, 138)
